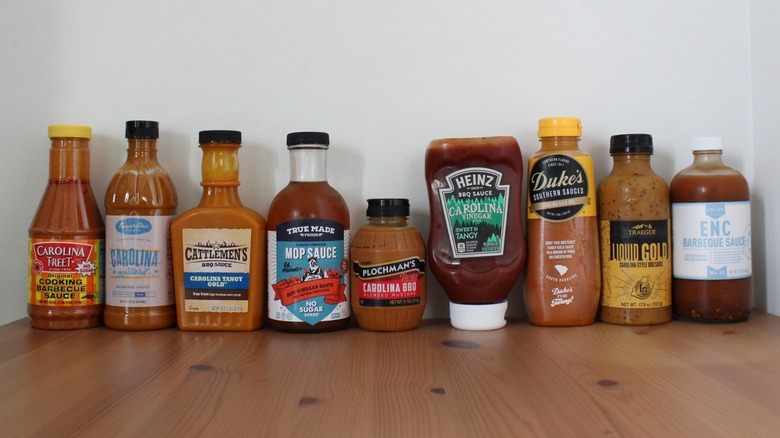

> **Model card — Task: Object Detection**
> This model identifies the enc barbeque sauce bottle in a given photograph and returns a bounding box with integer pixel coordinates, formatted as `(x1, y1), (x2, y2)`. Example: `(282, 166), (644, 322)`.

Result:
(267, 132), (350, 332)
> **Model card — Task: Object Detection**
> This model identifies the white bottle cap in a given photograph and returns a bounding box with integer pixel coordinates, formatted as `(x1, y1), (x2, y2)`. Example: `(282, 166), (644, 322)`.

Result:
(449, 301), (508, 331)
(691, 136), (723, 151)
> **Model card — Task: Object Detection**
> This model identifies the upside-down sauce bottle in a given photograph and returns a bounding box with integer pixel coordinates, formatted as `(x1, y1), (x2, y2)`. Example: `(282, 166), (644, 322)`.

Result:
(524, 117), (600, 326)
(351, 198), (427, 331)
(425, 136), (525, 330)
(104, 121), (178, 330)
(28, 125), (105, 329)
(171, 130), (266, 331)
(670, 137), (751, 322)
(267, 132), (351, 333)
(597, 134), (671, 325)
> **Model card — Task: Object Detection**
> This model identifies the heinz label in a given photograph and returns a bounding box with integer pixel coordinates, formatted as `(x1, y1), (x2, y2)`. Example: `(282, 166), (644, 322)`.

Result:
(437, 167), (509, 258)
(353, 257), (424, 307)
(29, 238), (104, 306)
(268, 219), (350, 325)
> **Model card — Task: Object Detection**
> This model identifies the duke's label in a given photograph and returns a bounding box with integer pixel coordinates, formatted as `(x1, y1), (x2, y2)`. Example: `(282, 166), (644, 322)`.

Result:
(29, 238), (104, 306)
(527, 154), (597, 221)
(268, 219), (350, 325)
(672, 201), (752, 280)
(600, 220), (671, 309)
(354, 257), (424, 307)
(437, 167), (509, 258)
(181, 228), (251, 313)
(106, 215), (174, 308)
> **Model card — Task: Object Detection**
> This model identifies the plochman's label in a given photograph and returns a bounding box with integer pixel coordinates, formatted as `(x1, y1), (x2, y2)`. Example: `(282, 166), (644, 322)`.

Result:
(106, 215), (174, 308)
(437, 167), (509, 258)
(353, 257), (424, 307)
(29, 238), (104, 307)
(268, 219), (350, 325)
(181, 228), (252, 313)
(527, 154), (597, 221)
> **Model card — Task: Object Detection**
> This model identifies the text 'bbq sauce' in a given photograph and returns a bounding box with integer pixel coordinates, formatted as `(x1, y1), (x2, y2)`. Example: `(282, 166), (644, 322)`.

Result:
(171, 130), (266, 331)
(425, 136), (525, 330)
(28, 125), (105, 329)
(524, 117), (600, 326)
(104, 121), (178, 330)
(670, 137), (751, 322)
(267, 132), (350, 333)
(597, 134), (671, 325)
(351, 199), (427, 331)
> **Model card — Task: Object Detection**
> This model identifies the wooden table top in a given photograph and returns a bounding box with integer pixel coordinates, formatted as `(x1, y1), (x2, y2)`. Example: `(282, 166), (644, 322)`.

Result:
(2, 313), (780, 437)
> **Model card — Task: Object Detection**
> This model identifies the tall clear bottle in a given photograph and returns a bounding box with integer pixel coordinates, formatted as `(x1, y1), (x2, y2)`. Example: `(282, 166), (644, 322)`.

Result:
(171, 130), (266, 331)
(524, 117), (600, 326)
(104, 121), (178, 330)
(267, 132), (350, 333)
(670, 137), (751, 322)
(28, 125), (105, 329)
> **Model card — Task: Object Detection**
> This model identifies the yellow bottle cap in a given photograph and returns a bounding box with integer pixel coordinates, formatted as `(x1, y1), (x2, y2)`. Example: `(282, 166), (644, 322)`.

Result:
(538, 117), (582, 138)
(48, 125), (92, 139)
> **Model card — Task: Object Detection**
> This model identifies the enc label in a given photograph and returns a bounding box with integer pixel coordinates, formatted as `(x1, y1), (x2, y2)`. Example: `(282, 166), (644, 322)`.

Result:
(268, 219), (350, 325)
(528, 154), (596, 221)
(672, 201), (752, 280)
(181, 228), (252, 313)
(354, 257), (424, 307)
(437, 167), (509, 258)
(29, 238), (104, 307)
(106, 215), (174, 308)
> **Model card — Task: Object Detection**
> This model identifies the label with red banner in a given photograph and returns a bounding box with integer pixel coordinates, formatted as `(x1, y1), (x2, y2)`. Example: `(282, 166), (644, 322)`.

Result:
(354, 257), (424, 307)
(28, 238), (104, 307)
(268, 218), (349, 326)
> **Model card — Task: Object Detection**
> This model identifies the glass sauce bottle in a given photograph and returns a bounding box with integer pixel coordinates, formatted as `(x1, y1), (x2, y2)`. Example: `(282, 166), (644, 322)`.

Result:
(524, 117), (600, 326)
(28, 125), (105, 329)
(670, 137), (751, 322)
(597, 134), (671, 325)
(267, 132), (351, 333)
(104, 121), (178, 330)
(351, 199), (427, 331)
(425, 136), (526, 330)
(170, 130), (266, 331)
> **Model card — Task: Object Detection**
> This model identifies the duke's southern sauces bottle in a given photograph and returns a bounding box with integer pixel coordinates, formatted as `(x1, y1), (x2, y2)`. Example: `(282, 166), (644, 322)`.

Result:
(267, 132), (350, 333)
(524, 117), (600, 326)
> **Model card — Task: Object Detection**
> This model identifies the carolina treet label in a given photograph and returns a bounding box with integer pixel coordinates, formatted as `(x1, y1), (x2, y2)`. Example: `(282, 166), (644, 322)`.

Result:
(29, 238), (104, 307)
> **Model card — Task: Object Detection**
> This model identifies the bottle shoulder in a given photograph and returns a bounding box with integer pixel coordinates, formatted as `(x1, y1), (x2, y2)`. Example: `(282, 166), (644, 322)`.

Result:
(172, 204), (266, 230)
(105, 164), (178, 214)
(268, 182), (350, 227)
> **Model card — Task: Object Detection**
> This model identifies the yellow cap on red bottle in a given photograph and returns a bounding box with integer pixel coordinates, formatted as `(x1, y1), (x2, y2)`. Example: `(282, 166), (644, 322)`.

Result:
(48, 125), (92, 139)
(538, 117), (582, 138)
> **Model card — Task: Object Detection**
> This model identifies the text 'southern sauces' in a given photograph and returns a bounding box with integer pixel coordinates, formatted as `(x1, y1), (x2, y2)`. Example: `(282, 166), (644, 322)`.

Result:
(425, 136), (525, 330)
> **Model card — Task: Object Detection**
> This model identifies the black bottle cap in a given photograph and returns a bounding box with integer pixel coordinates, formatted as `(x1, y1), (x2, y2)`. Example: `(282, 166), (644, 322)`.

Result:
(366, 198), (410, 217)
(610, 133), (653, 154)
(199, 130), (242, 144)
(126, 120), (159, 139)
(287, 131), (329, 148)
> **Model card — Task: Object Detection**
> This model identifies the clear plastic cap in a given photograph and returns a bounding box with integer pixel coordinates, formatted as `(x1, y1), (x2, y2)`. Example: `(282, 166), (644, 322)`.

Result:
(691, 136), (723, 151)
(449, 301), (508, 331)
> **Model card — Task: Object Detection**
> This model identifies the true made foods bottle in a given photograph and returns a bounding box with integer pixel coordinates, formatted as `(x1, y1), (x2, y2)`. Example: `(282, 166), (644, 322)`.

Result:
(104, 121), (178, 330)
(425, 136), (526, 330)
(351, 198), (427, 331)
(28, 125), (105, 329)
(670, 137), (751, 322)
(524, 117), (600, 326)
(597, 134), (671, 325)
(170, 130), (266, 331)
(267, 132), (350, 333)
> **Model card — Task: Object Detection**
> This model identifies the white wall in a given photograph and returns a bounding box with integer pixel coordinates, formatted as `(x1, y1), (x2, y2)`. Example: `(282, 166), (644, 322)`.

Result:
(2, 0), (769, 326)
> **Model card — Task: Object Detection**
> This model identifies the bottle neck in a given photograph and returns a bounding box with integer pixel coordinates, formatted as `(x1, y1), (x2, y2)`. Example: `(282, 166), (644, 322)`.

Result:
(539, 136), (581, 151)
(199, 142), (242, 207)
(49, 137), (90, 182)
(289, 148), (328, 182)
(126, 138), (159, 162)
(692, 150), (724, 166)
(611, 153), (653, 168)
(367, 216), (409, 227)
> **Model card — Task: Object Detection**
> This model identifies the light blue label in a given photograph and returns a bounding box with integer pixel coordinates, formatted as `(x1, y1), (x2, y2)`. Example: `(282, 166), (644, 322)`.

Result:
(115, 217), (153, 235)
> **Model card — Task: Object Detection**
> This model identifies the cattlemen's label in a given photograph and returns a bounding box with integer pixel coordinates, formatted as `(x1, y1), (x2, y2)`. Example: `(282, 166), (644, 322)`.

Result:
(353, 257), (424, 307)
(29, 238), (104, 307)
(600, 220), (671, 309)
(181, 228), (251, 313)
(106, 215), (174, 308)
(527, 154), (597, 221)
(268, 219), (350, 325)
(437, 167), (509, 258)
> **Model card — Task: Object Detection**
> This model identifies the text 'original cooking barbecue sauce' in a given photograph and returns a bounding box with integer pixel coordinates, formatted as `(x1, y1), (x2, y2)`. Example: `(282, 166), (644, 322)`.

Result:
(670, 137), (751, 322)
(425, 136), (525, 330)
(524, 117), (600, 326)
(28, 125), (105, 329)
